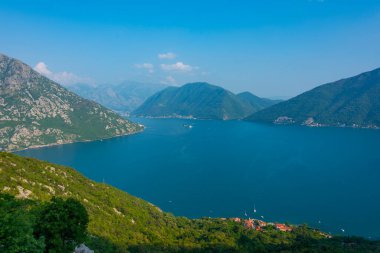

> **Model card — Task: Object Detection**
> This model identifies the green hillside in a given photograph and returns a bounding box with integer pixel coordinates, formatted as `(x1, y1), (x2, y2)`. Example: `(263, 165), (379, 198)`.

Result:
(133, 83), (277, 120)
(1, 152), (379, 252)
(0, 54), (142, 151)
(237, 92), (281, 112)
(247, 68), (380, 128)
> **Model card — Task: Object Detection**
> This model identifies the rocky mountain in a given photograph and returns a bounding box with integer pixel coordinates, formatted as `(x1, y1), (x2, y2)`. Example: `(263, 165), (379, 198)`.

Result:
(247, 68), (380, 128)
(133, 82), (279, 120)
(1, 152), (378, 252)
(67, 81), (166, 115)
(0, 54), (142, 151)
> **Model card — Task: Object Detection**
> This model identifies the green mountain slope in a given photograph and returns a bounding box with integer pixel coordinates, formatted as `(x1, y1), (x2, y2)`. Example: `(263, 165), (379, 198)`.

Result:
(0, 54), (142, 151)
(246, 68), (380, 128)
(237, 92), (281, 112)
(67, 81), (166, 115)
(133, 82), (277, 120)
(1, 152), (379, 252)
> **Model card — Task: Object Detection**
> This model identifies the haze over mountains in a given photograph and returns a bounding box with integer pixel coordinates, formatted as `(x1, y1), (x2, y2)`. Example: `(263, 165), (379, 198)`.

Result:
(247, 68), (380, 128)
(133, 82), (280, 120)
(0, 54), (142, 151)
(1, 52), (380, 251)
(1, 51), (379, 153)
(67, 81), (166, 115)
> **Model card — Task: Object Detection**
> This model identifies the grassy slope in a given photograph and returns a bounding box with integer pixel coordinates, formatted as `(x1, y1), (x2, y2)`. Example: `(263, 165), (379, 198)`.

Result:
(0, 152), (379, 252)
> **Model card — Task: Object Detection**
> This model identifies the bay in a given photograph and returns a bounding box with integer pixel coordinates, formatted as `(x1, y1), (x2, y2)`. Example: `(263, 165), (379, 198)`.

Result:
(17, 118), (380, 238)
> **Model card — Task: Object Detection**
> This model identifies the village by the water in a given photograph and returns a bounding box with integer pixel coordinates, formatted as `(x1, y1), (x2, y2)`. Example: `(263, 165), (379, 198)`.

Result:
(219, 215), (332, 238)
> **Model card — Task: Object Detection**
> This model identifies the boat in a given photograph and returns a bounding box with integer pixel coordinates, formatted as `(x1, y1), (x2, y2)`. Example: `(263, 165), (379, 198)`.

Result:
(183, 124), (193, 129)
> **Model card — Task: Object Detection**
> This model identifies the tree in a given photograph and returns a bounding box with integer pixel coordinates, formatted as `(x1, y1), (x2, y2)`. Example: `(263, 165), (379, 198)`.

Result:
(34, 197), (89, 253)
(0, 194), (45, 253)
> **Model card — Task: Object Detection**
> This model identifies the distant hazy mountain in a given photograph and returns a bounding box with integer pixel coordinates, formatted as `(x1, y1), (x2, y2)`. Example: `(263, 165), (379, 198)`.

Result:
(133, 82), (279, 120)
(247, 68), (380, 128)
(67, 81), (166, 115)
(0, 54), (142, 151)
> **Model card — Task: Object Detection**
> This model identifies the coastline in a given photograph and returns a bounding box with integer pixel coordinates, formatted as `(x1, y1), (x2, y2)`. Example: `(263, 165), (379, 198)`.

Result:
(10, 127), (145, 153)
(134, 115), (380, 130)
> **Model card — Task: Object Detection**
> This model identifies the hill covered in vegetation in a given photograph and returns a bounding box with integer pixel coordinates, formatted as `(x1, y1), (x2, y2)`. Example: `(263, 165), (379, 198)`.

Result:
(246, 68), (380, 128)
(133, 82), (279, 120)
(0, 54), (142, 151)
(1, 152), (379, 252)
(237, 92), (281, 112)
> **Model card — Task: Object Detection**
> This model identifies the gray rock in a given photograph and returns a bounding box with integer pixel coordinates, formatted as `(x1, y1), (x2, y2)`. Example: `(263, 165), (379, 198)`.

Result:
(74, 243), (94, 253)
(0, 53), (142, 151)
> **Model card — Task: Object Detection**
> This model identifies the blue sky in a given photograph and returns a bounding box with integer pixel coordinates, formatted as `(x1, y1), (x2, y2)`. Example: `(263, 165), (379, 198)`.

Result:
(1, 0), (380, 97)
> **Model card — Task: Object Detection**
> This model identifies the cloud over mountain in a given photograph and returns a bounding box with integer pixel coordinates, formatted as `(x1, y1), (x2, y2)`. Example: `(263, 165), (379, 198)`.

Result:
(34, 62), (91, 86)
(160, 62), (196, 72)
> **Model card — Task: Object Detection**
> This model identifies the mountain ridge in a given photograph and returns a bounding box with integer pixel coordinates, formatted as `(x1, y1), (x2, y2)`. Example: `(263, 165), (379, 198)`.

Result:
(133, 82), (279, 120)
(0, 53), (142, 151)
(237, 91), (282, 112)
(246, 68), (380, 128)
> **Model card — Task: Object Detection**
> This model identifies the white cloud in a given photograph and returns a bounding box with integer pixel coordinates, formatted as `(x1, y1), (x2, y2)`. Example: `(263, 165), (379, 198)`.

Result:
(160, 75), (177, 85)
(33, 62), (91, 86)
(158, 52), (176, 59)
(34, 62), (52, 76)
(160, 62), (196, 72)
(134, 63), (154, 73)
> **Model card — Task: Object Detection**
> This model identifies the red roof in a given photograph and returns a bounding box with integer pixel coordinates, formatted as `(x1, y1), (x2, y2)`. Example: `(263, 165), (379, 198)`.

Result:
(244, 219), (254, 229)
(275, 223), (292, 232)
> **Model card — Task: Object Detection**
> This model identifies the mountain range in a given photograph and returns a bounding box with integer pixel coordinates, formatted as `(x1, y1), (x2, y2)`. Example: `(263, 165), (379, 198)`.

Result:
(67, 81), (166, 115)
(0, 54), (142, 151)
(133, 82), (280, 120)
(246, 68), (380, 128)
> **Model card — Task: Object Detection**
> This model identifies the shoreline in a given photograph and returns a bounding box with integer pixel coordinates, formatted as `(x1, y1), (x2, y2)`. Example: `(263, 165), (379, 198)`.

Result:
(134, 115), (380, 130)
(10, 127), (145, 153)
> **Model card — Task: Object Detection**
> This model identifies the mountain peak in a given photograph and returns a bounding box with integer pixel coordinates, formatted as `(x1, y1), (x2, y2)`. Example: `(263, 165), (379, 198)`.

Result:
(0, 54), (41, 88)
(133, 82), (279, 120)
(0, 54), (142, 151)
(182, 82), (220, 88)
(247, 68), (380, 128)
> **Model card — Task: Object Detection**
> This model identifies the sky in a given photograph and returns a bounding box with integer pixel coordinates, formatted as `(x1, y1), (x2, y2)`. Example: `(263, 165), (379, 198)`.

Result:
(1, 0), (380, 98)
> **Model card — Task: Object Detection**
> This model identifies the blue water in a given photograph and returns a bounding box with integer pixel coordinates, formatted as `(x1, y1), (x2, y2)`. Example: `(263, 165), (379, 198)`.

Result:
(17, 118), (380, 238)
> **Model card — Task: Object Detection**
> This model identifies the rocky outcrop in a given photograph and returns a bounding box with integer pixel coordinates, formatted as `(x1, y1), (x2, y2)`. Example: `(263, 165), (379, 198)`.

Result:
(0, 54), (142, 151)
(74, 244), (94, 253)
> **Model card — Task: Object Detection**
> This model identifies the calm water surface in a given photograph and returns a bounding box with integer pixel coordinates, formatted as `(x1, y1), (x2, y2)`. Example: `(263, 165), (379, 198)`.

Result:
(17, 118), (380, 238)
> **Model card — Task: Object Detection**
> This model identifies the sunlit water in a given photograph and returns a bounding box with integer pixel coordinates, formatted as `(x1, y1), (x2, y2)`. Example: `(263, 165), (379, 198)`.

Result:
(17, 118), (380, 238)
